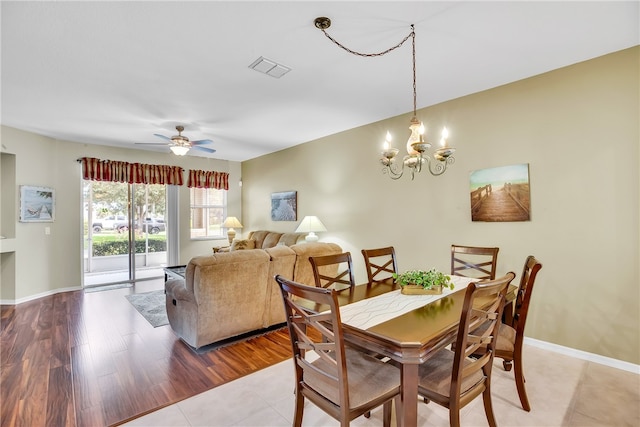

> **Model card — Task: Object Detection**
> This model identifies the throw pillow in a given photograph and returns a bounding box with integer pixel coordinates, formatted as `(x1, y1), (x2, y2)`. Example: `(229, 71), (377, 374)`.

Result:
(230, 239), (256, 251)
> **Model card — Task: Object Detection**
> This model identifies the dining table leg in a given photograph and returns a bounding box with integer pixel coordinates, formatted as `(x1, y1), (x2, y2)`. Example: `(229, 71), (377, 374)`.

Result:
(399, 363), (419, 427)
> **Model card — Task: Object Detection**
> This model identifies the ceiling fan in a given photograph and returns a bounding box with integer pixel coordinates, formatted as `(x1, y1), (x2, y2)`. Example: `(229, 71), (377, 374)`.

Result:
(137, 125), (216, 156)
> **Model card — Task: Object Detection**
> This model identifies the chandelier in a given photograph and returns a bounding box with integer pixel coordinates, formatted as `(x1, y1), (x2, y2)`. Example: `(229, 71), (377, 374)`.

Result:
(314, 17), (456, 180)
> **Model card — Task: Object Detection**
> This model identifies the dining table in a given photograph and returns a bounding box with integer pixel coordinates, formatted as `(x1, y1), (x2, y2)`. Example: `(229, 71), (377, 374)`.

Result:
(298, 275), (517, 427)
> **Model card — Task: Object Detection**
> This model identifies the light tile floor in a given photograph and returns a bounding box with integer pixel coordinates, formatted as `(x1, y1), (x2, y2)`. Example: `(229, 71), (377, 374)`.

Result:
(123, 344), (639, 427)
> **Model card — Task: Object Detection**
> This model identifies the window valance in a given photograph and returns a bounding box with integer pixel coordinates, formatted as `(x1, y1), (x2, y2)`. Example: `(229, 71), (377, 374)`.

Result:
(187, 169), (229, 190)
(80, 157), (184, 186)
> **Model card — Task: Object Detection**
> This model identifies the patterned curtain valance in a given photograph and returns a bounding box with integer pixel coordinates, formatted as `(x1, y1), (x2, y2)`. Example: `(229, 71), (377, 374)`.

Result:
(80, 157), (184, 186)
(187, 169), (229, 190)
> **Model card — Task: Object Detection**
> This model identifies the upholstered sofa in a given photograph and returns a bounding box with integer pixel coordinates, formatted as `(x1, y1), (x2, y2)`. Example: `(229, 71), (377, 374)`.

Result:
(165, 241), (341, 349)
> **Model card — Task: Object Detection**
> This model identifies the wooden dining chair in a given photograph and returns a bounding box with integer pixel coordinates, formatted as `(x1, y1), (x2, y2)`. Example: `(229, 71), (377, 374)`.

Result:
(451, 244), (500, 280)
(274, 275), (401, 427)
(361, 246), (398, 285)
(475, 255), (543, 412)
(309, 252), (356, 292)
(417, 272), (515, 427)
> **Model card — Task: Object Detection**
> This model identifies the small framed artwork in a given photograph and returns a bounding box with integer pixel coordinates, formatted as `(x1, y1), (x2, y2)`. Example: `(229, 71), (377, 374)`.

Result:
(19, 185), (55, 222)
(469, 164), (530, 222)
(271, 191), (297, 221)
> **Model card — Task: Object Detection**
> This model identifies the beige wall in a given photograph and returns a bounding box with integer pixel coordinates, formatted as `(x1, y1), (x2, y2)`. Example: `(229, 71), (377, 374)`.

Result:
(242, 47), (640, 364)
(0, 128), (241, 301)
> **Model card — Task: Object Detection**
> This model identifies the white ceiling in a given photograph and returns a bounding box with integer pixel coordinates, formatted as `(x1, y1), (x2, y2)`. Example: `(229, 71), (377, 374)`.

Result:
(2, 1), (638, 162)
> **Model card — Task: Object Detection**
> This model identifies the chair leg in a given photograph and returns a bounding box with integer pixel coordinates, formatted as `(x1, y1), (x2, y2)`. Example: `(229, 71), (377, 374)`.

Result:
(502, 359), (513, 371)
(449, 408), (461, 427)
(364, 411), (371, 418)
(394, 396), (402, 427)
(293, 393), (304, 427)
(482, 388), (498, 427)
(382, 400), (392, 427)
(514, 354), (531, 411)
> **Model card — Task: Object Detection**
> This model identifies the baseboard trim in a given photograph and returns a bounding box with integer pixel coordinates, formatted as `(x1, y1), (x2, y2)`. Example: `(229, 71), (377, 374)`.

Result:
(525, 336), (640, 374)
(0, 285), (82, 305)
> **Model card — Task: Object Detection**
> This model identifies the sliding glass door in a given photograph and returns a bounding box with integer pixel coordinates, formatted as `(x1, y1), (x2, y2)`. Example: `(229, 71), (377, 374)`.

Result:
(83, 181), (168, 287)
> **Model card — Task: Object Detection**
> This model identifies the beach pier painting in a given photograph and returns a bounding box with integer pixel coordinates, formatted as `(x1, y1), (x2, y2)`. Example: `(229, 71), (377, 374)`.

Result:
(469, 164), (530, 222)
(20, 185), (55, 222)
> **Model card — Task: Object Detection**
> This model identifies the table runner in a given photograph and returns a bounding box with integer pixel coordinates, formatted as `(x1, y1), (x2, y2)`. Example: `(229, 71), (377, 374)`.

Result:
(339, 275), (475, 330)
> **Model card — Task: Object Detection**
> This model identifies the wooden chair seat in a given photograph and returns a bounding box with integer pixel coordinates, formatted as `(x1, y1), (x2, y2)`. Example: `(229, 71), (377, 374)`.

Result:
(495, 324), (517, 353)
(305, 347), (400, 410)
(418, 350), (484, 398)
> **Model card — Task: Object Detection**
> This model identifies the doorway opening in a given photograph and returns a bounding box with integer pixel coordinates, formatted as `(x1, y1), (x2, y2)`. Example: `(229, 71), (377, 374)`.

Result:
(83, 181), (168, 288)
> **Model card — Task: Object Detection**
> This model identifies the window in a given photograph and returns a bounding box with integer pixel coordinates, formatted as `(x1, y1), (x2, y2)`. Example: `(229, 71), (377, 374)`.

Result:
(190, 187), (226, 239)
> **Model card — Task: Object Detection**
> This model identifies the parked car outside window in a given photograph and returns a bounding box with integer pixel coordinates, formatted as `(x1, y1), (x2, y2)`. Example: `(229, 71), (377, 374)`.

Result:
(116, 218), (166, 234)
(100, 215), (127, 230)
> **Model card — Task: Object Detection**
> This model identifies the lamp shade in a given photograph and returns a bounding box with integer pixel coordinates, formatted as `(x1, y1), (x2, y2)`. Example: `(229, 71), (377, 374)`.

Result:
(295, 216), (327, 242)
(223, 216), (243, 229)
(295, 216), (327, 233)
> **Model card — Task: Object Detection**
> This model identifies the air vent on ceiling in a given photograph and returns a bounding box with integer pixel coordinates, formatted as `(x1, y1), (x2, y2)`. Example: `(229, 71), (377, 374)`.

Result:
(248, 56), (291, 78)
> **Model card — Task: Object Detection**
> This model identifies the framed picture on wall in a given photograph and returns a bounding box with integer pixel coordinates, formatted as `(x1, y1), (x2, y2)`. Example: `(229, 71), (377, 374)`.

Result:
(469, 164), (530, 222)
(271, 191), (297, 221)
(19, 185), (55, 222)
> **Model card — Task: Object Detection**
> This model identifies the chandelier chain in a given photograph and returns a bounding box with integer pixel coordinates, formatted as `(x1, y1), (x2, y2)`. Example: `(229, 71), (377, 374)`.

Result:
(411, 26), (417, 117)
(318, 25), (415, 58)
(319, 25), (417, 116)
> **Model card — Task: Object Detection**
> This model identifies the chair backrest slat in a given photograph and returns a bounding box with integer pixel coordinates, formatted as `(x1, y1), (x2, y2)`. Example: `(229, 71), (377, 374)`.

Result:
(451, 244), (499, 280)
(309, 252), (356, 291)
(361, 246), (398, 285)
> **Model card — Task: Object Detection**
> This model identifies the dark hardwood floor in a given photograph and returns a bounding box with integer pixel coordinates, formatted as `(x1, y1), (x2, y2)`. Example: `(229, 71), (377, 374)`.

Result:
(0, 279), (292, 427)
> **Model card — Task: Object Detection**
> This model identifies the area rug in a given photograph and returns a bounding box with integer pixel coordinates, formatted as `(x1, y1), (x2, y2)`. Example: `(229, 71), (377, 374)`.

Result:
(125, 290), (169, 327)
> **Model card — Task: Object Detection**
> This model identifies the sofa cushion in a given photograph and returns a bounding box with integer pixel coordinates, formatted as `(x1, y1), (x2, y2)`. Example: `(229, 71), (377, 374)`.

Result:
(261, 232), (283, 249)
(248, 230), (271, 248)
(230, 239), (256, 251)
(277, 233), (303, 246)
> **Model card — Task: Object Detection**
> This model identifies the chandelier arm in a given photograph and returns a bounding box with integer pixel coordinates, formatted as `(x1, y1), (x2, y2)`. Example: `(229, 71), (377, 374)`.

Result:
(424, 156), (456, 176)
(318, 25), (415, 58)
(382, 162), (405, 179)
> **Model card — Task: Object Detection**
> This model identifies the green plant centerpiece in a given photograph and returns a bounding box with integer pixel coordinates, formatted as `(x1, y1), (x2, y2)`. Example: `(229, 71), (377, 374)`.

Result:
(393, 268), (455, 295)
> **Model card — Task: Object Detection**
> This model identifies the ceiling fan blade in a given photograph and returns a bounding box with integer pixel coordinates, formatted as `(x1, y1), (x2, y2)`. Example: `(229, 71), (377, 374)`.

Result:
(135, 142), (171, 146)
(153, 133), (172, 141)
(193, 146), (216, 153)
(191, 139), (213, 146)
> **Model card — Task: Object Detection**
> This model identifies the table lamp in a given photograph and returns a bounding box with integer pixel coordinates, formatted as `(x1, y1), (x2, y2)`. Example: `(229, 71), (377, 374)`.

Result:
(223, 216), (243, 244)
(295, 216), (327, 242)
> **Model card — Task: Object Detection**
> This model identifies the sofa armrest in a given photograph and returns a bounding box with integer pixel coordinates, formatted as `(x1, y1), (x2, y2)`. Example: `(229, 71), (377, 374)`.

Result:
(165, 278), (196, 304)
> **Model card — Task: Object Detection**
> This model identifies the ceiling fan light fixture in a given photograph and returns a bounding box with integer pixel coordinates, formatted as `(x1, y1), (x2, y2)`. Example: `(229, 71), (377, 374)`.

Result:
(170, 145), (189, 156)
